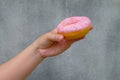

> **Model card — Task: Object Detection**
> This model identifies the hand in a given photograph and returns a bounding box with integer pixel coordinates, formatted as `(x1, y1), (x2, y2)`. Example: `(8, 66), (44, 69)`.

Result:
(35, 29), (84, 58)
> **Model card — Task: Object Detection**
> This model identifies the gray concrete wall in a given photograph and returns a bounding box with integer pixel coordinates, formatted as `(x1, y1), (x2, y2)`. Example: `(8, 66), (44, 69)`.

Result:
(0, 0), (120, 80)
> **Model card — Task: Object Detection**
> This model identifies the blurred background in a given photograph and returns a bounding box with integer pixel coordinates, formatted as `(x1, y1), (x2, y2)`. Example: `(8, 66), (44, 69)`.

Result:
(0, 0), (120, 80)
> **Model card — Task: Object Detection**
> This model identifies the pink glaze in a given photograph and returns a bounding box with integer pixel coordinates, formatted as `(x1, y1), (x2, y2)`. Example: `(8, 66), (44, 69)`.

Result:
(57, 16), (92, 33)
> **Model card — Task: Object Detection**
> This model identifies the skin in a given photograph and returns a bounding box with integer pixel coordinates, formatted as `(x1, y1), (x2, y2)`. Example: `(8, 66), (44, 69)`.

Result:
(0, 29), (83, 80)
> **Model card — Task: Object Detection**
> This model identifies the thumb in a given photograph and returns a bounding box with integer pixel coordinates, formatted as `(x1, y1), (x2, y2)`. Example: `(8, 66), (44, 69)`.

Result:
(47, 32), (64, 42)
(38, 32), (64, 49)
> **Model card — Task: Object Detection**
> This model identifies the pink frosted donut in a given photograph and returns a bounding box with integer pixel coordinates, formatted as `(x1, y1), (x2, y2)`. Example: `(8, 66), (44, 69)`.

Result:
(57, 16), (93, 40)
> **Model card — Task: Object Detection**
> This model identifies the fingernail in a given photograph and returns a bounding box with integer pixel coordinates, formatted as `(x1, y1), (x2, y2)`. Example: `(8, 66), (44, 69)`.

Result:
(58, 35), (63, 40)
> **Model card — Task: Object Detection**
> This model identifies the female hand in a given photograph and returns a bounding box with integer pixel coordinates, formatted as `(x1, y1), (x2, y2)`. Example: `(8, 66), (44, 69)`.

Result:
(34, 28), (84, 58)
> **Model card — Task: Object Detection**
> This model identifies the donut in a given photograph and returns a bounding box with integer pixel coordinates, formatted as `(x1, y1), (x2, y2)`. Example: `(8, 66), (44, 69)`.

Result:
(57, 16), (93, 40)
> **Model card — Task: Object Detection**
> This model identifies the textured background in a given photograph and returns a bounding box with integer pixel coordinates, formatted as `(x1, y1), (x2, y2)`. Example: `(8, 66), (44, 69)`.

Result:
(0, 0), (120, 80)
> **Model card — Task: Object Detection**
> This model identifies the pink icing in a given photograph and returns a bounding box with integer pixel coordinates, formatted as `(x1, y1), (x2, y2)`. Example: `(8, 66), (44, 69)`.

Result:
(57, 16), (92, 33)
